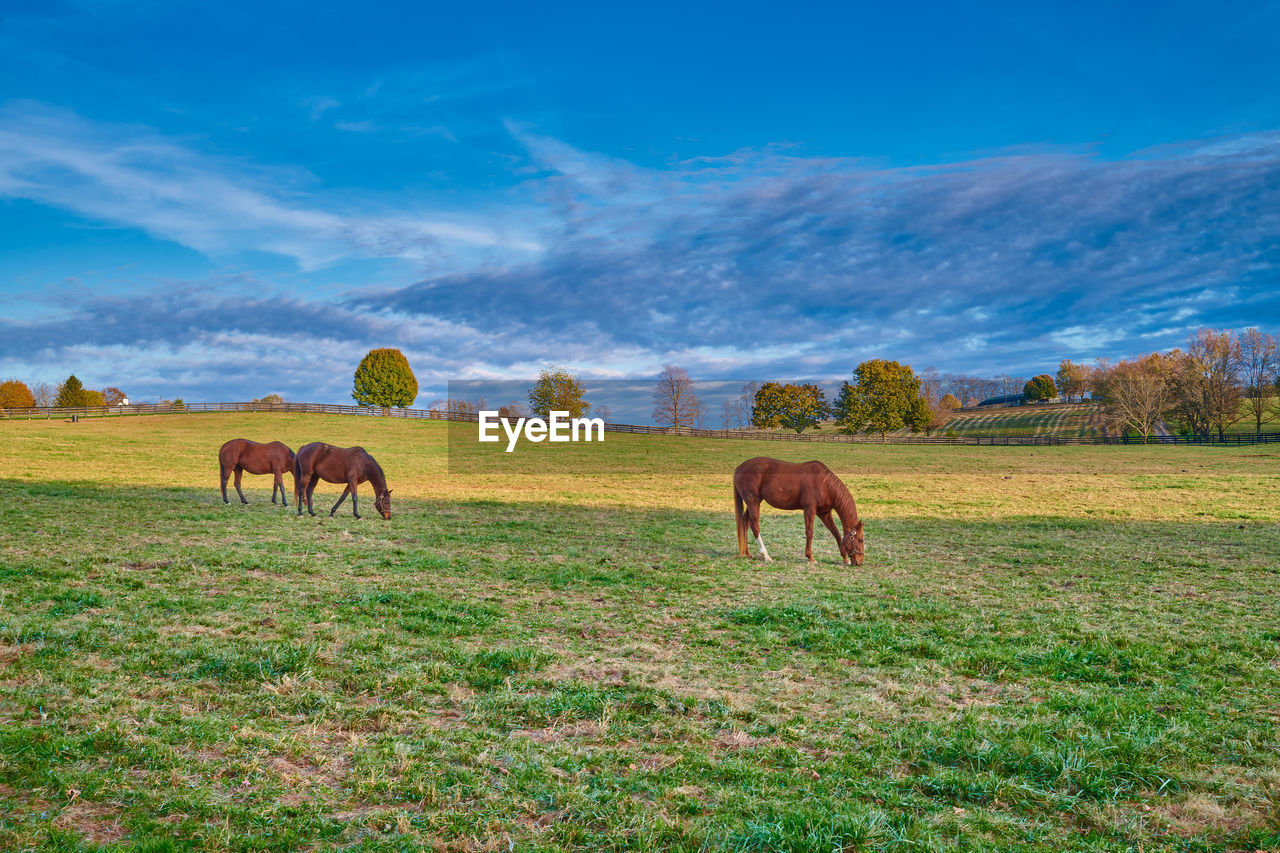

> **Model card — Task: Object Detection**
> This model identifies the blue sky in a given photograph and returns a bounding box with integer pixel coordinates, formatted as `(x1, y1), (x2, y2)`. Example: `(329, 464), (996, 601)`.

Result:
(2, 1), (1279, 404)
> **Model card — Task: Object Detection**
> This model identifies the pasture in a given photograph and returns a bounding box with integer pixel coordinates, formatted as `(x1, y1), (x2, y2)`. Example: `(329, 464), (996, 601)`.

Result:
(941, 403), (1105, 439)
(1, 414), (1278, 851)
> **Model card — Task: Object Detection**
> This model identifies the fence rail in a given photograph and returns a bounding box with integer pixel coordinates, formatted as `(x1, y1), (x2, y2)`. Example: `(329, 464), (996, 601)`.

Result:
(2, 401), (1278, 446)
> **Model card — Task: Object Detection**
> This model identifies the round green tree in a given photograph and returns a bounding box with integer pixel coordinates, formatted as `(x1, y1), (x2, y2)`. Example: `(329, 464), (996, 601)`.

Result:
(751, 382), (829, 433)
(1023, 374), (1057, 403)
(528, 367), (589, 418)
(833, 359), (932, 438)
(352, 348), (418, 408)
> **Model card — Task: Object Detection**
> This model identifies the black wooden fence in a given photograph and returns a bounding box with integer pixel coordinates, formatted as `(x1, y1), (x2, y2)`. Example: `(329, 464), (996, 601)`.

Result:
(2, 400), (1277, 446)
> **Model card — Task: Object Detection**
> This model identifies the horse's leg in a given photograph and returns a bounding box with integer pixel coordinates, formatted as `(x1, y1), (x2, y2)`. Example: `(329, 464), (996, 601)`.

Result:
(329, 485), (351, 517)
(734, 487), (749, 557)
(220, 463), (230, 504)
(271, 471), (281, 505)
(804, 507), (816, 563)
(234, 468), (248, 504)
(819, 511), (847, 565)
(295, 466), (306, 515)
(349, 480), (360, 519)
(747, 500), (771, 562)
(306, 475), (320, 517)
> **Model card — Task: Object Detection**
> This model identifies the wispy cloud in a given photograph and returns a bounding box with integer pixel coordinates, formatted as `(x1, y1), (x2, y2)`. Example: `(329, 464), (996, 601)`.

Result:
(0, 102), (540, 268)
(3, 121), (1279, 401)
(368, 126), (1280, 376)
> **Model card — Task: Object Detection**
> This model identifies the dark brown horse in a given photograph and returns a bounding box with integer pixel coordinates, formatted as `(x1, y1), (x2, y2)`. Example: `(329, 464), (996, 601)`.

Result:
(294, 442), (392, 519)
(733, 457), (864, 565)
(219, 439), (296, 506)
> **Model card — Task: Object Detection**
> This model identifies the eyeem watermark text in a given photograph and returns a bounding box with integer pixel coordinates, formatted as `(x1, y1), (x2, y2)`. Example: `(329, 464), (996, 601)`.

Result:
(477, 410), (605, 452)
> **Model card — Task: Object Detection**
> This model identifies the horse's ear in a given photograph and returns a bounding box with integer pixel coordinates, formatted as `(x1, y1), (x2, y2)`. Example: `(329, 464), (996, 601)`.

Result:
(855, 519), (863, 533)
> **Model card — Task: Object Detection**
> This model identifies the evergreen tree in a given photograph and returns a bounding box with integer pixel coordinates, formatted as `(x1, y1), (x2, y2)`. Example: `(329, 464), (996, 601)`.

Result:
(56, 375), (88, 407)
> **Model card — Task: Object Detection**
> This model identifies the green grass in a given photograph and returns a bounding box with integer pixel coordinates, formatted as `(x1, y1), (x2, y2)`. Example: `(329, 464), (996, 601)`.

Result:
(1, 414), (1279, 851)
(943, 403), (1105, 438)
(1222, 396), (1280, 435)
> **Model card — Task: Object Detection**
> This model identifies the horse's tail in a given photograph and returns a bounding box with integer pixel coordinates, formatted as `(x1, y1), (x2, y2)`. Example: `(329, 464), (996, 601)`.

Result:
(734, 486), (748, 557)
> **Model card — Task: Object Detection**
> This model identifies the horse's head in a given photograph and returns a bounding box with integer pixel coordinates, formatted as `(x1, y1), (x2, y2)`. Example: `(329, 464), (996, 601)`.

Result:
(375, 488), (392, 520)
(842, 519), (865, 566)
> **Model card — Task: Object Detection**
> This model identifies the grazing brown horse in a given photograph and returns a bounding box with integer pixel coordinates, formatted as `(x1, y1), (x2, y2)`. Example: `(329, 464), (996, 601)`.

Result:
(219, 439), (296, 506)
(294, 442), (392, 519)
(733, 457), (864, 565)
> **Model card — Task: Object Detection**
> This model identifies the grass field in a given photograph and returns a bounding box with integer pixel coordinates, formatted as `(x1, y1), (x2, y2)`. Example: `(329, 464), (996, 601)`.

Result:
(2, 413), (1279, 851)
(1222, 397), (1280, 436)
(941, 404), (1106, 439)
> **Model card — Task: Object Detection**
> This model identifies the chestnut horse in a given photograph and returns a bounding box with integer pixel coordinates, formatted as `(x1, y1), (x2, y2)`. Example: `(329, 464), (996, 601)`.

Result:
(219, 439), (296, 506)
(733, 457), (864, 565)
(294, 442), (392, 519)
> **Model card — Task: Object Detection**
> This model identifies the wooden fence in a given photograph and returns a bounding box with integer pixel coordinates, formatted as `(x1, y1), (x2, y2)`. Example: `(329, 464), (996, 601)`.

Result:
(2, 401), (1278, 446)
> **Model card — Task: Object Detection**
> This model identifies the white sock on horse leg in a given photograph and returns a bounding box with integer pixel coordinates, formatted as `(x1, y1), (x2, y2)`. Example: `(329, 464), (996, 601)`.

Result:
(755, 533), (772, 562)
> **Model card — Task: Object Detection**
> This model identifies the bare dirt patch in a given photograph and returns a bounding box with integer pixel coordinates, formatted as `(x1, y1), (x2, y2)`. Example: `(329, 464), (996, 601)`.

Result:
(55, 801), (125, 845)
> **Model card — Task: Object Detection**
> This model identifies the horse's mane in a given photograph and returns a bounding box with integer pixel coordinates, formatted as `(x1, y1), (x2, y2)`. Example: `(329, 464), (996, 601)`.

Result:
(365, 453), (388, 491)
(817, 464), (859, 525)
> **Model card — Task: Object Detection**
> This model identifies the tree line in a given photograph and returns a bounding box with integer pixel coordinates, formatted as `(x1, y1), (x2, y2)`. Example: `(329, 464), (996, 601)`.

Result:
(636, 327), (1280, 440)
(0, 375), (129, 411)
(13, 328), (1276, 442)
(1090, 328), (1278, 441)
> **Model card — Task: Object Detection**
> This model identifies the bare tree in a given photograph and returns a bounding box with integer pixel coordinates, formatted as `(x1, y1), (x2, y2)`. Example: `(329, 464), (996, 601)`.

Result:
(722, 398), (746, 429)
(446, 396), (485, 415)
(1239, 328), (1278, 433)
(594, 404), (612, 423)
(919, 367), (942, 405)
(498, 400), (528, 419)
(693, 396), (708, 429)
(1172, 329), (1242, 438)
(926, 400), (953, 435)
(652, 365), (704, 429)
(30, 382), (55, 407)
(1094, 354), (1175, 442)
(739, 381), (762, 418)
